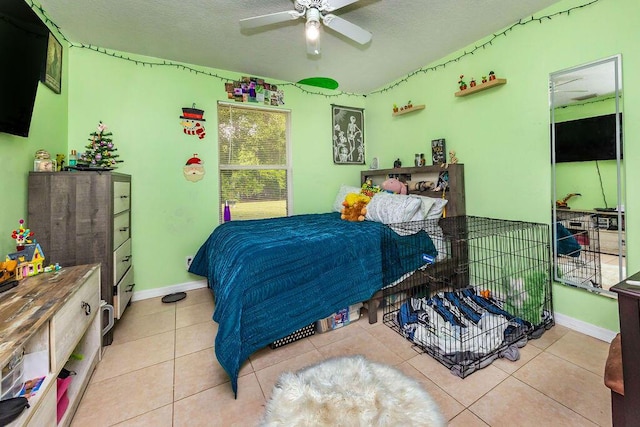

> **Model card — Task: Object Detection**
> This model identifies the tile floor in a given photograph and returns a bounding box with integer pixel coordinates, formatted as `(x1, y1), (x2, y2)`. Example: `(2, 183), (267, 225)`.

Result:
(71, 287), (613, 426)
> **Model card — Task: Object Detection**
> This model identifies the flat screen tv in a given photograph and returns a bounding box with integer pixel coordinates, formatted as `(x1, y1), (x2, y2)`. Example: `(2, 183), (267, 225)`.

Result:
(0, 0), (49, 137)
(554, 113), (623, 163)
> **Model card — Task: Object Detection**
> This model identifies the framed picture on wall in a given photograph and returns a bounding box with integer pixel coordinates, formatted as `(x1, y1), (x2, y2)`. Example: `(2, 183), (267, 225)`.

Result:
(332, 105), (365, 165)
(42, 32), (62, 94)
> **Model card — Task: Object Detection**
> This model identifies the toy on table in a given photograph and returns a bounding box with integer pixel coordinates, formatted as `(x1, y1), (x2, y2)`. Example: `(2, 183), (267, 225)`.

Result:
(11, 219), (33, 251)
(556, 193), (581, 209)
(0, 260), (18, 293)
(341, 193), (371, 222)
(7, 219), (46, 279)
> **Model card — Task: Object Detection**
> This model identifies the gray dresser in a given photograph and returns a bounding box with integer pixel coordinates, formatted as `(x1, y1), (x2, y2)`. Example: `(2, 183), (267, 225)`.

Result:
(28, 171), (134, 345)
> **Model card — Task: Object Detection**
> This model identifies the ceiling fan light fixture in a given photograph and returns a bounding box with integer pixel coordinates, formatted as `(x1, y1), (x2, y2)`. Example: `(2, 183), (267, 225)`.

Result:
(305, 8), (321, 41)
(305, 19), (320, 41)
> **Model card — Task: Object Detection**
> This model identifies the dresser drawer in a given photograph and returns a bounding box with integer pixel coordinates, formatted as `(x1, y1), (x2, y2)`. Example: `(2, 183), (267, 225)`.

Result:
(114, 266), (135, 319)
(113, 238), (132, 285)
(113, 181), (131, 215)
(50, 269), (100, 373)
(26, 380), (56, 427)
(113, 211), (130, 250)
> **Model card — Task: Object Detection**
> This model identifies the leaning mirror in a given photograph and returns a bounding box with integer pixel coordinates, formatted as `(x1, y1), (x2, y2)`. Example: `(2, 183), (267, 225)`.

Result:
(551, 55), (624, 297)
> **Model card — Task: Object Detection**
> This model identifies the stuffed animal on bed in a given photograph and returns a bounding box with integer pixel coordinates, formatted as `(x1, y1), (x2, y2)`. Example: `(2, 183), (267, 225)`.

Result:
(360, 180), (381, 198)
(381, 178), (407, 195)
(341, 193), (371, 221)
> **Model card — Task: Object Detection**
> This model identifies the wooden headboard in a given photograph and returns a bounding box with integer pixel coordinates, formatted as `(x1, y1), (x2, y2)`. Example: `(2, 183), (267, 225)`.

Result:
(361, 164), (466, 217)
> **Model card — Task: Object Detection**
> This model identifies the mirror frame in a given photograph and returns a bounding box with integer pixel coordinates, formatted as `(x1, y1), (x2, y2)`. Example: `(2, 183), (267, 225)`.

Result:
(550, 54), (624, 297)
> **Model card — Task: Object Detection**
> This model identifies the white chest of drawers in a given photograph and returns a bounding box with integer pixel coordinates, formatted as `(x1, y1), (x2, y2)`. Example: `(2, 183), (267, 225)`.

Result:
(1, 264), (101, 427)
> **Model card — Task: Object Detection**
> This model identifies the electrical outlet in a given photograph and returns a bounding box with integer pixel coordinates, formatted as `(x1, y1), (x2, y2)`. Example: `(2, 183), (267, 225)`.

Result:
(185, 255), (194, 270)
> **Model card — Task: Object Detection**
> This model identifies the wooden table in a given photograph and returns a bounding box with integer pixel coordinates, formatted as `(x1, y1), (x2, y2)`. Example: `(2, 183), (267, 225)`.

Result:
(610, 271), (640, 425)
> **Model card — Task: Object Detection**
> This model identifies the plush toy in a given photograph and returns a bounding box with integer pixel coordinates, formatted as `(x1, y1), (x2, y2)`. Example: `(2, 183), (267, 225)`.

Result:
(502, 270), (548, 324)
(381, 178), (407, 195)
(341, 193), (371, 221)
(360, 180), (380, 198)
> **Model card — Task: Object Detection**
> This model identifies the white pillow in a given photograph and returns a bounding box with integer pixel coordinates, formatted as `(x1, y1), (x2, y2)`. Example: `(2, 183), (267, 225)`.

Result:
(408, 195), (436, 220)
(426, 198), (448, 219)
(365, 193), (422, 224)
(332, 184), (362, 213)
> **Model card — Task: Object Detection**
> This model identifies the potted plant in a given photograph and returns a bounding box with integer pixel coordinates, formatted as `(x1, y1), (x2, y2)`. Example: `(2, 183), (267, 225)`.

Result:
(393, 104), (399, 113)
(458, 75), (467, 90)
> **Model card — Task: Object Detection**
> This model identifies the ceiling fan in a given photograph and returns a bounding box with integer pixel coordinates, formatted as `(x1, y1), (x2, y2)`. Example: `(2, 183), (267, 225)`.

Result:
(551, 78), (588, 93)
(239, 0), (372, 55)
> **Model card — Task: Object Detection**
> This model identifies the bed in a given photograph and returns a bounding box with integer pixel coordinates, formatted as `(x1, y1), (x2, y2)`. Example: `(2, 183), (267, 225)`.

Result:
(189, 164), (465, 396)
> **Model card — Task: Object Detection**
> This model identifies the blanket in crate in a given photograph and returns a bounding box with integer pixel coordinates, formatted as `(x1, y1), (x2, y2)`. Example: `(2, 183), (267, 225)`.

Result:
(397, 289), (535, 375)
(189, 213), (437, 396)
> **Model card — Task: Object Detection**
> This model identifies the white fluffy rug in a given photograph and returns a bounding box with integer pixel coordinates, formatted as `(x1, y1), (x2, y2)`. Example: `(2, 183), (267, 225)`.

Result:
(260, 355), (445, 427)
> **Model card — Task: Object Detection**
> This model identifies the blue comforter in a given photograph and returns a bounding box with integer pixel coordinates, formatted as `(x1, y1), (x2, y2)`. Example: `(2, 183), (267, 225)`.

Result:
(189, 213), (436, 396)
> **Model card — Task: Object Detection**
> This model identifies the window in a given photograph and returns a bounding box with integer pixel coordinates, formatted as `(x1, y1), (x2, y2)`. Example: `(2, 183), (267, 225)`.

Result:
(217, 102), (291, 221)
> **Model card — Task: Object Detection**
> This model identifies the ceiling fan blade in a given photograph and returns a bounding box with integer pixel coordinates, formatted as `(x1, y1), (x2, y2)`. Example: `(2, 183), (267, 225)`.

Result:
(324, 0), (360, 12)
(554, 77), (582, 87)
(322, 14), (371, 44)
(239, 10), (302, 30)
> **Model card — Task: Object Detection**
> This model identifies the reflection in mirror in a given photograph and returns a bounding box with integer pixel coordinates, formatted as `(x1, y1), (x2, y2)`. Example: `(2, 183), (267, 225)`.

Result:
(550, 55), (624, 297)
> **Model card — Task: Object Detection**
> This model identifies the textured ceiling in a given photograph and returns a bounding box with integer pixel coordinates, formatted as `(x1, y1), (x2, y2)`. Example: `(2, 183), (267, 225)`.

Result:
(36, 0), (563, 94)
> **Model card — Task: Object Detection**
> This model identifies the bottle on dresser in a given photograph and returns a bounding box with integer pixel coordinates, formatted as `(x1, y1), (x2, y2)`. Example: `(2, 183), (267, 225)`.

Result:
(68, 150), (77, 168)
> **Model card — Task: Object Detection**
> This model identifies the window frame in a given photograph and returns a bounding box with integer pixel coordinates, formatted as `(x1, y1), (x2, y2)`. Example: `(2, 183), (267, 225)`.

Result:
(217, 101), (293, 221)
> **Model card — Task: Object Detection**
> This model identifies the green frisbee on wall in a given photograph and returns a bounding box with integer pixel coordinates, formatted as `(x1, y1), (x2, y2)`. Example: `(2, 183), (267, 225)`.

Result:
(297, 77), (339, 90)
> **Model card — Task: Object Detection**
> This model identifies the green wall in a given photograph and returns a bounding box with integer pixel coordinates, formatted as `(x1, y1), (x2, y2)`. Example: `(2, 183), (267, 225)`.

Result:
(0, 25), (68, 258)
(364, 0), (638, 331)
(1, 0), (637, 332)
(67, 49), (364, 292)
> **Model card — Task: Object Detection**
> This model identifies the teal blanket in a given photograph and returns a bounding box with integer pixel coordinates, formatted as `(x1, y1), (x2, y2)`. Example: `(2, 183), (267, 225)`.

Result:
(189, 213), (436, 396)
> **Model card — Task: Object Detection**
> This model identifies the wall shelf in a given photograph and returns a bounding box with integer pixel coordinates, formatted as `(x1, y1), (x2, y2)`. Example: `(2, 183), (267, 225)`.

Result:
(455, 78), (507, 97)
(392, 105), (425, 116)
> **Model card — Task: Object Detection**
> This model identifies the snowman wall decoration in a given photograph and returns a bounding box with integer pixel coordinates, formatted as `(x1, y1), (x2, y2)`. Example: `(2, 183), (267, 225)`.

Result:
(184, 154), (205, 182)
(180, 105), (206, 139)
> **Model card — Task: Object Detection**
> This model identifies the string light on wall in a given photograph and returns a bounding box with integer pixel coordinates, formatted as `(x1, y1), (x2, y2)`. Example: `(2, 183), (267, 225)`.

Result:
(555, 94), (620, 110)
(27, 0), (600, 98)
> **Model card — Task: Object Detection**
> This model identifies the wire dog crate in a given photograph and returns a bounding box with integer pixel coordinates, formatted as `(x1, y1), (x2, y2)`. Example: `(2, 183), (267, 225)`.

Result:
(383, 216), (554, 378)
(555, 210), (601, 290)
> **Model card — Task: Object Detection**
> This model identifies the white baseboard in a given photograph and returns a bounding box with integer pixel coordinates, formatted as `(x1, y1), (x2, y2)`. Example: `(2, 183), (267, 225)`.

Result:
(131, 282), (617, 343)
(131, 279), (208, 302)
(554, 312), (618, 343)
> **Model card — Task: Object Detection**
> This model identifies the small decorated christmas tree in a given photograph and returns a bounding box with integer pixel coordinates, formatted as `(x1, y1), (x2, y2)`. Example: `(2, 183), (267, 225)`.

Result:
(80, 121), (123, 168)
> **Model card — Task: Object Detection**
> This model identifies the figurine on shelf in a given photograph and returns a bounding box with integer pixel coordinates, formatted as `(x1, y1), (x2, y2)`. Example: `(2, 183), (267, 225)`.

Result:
(481, 76), (488, 84)
(489, 71), (496, 81)
(393, 158), (402, 168)
(470, 78), (476, 88)
(458, 75), (467, 90)
(441, 150), (459, 169)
